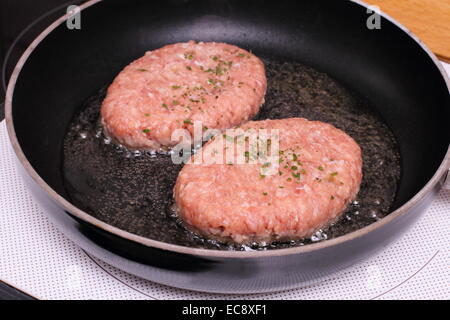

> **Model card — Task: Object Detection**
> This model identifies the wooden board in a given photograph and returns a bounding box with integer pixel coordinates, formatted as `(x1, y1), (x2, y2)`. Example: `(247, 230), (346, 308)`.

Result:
(366, 0), (450, 62)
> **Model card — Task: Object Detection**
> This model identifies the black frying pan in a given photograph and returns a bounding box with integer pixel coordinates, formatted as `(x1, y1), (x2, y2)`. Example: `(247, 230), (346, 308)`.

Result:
(5, 0), (450, 293)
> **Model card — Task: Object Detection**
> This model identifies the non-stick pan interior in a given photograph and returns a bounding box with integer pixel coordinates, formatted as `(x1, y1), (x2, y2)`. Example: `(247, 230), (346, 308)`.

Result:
(11, 0), (450, 238)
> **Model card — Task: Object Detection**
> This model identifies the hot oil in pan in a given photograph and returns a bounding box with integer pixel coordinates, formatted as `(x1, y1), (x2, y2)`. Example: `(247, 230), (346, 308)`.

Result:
(63, 57), (401, 251)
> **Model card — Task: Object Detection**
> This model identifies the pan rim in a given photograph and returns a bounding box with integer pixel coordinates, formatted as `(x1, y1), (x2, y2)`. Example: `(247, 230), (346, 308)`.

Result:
(4, 0), (450, 259)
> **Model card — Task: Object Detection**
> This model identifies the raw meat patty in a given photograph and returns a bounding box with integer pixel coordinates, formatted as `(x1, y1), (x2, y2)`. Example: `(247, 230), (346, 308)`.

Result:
(174, 118), (363, 244)
(101, 41), (267, 150)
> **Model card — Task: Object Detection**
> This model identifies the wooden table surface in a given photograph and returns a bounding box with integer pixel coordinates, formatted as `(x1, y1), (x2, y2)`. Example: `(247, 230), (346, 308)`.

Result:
(366, 0), (450, 62)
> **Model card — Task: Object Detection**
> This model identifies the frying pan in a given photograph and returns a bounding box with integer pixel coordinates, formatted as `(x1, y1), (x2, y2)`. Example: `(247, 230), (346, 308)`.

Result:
(5, 0), (450, 293)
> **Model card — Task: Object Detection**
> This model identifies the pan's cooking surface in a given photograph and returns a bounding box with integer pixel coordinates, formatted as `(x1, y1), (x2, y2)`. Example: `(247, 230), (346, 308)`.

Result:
(63, 55), (401, 251)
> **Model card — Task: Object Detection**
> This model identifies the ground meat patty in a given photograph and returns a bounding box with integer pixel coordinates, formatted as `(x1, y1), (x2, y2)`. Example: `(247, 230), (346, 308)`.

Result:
(101, 41), (267, 150)
(174, 118), (363, 244)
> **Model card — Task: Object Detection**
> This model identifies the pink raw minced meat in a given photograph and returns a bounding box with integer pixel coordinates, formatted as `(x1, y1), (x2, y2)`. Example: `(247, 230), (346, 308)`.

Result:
(174, 118), (363, 244)
(101, 41), (267, 150)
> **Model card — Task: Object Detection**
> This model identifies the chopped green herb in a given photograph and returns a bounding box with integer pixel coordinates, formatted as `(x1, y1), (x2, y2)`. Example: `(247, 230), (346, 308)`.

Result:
(237, 53), (246, 57)
(291, 166), (298, 171)
(330, 172), (338, 177)
(292, 172), (301, 179)
(172, 100), (180, 106)
(214, 66), (225, 76)
(260, 174), (266, 179)
(142, 129), (150, 134)
(162, 103), (169, 110)
(144, 113), (150, 117)
(184, 119), (193, 125)
(171, 85), (181, 90)
(137, 68), (148, 72)
(318, 166), (324, 171)
(184, 52), (195, 60)
(223, 135), (235, 143)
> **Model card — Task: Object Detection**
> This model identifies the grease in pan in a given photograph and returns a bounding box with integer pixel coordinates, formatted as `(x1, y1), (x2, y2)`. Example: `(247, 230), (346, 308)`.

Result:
(63, 48), (401, 250)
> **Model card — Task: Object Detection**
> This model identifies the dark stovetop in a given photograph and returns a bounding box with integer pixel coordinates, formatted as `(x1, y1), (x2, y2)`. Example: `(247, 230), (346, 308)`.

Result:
(0, 0), (85, 300)
(0, 281), (35, 300)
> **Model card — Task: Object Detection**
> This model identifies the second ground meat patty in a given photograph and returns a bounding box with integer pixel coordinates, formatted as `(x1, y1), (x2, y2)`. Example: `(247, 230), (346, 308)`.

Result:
(101, 41), (267, 150)
(174, 118), (363, 244)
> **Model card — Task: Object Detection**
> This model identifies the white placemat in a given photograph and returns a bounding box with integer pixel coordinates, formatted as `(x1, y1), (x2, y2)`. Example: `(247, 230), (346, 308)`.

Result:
(1, 65), (449, 300)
